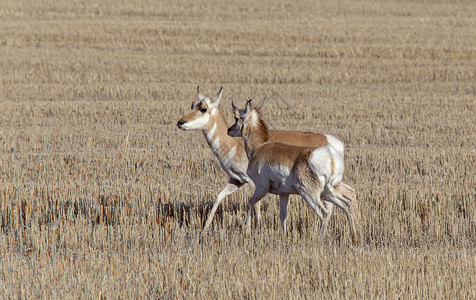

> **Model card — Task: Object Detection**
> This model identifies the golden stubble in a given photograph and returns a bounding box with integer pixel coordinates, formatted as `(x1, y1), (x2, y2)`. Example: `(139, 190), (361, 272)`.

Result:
(0, 0), (475, 298)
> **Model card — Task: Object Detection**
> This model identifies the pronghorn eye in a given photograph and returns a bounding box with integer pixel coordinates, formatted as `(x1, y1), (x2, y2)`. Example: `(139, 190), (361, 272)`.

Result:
(200, 108), (207, 113)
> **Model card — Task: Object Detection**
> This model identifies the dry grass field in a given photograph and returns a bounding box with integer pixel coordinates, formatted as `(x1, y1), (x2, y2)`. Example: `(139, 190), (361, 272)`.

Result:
(1, 0), (475, 298)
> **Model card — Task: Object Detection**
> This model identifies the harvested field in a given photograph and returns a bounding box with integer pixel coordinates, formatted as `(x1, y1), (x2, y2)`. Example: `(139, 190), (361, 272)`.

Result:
(0, 0), (475, 298)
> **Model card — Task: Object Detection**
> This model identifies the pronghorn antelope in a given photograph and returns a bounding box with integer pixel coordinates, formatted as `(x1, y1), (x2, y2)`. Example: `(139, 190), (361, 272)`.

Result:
(177, 87), (358, 233)
(227, 99), (360, 244)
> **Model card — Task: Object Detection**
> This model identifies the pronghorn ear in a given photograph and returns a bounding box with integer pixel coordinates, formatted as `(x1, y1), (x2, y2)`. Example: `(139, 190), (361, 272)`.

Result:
(231, 100), (239, 114)
(256, 96), (268, 111)
(191, 99), (200, 109)
(209, 87), (223, 108)
(245, 99), (253, 115)
(197, 86), (206, 101)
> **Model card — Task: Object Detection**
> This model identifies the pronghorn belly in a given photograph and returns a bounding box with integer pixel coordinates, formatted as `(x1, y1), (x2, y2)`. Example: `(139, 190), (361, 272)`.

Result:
(269, 185), (297, 195)
(222, 163), (249, 184)
(250, 164), (298, 195)
(269, 169), (298, 194)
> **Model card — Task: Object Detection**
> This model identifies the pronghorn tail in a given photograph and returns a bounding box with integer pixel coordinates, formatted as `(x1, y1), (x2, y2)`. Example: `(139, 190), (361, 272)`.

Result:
(325, 134), (344, 157)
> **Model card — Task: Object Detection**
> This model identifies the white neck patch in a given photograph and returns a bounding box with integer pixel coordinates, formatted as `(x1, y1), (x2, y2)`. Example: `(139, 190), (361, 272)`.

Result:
(206, 123), (217, 140)
(226, 145), (237, 161)
(249, 111), (258, 126)
(212, 136), (220, 152)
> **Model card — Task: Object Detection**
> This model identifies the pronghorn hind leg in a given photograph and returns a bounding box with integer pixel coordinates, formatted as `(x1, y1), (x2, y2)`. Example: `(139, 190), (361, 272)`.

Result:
(322, 185), (360, 244)
(295, 182), (330, 239)
(320, 201), (334, 238)
(335, 182), (360, 226)
(202, 180), (243, 232)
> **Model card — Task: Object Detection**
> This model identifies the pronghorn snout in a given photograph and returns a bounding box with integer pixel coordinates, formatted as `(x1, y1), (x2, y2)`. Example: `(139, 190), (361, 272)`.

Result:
(227, 124), (239, 137)
(177, 119), (185, 129)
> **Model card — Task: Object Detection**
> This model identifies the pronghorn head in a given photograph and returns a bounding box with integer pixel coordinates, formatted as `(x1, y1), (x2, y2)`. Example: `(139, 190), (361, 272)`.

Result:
(226, 100), (245, 137)
(227, 98), (268, 138)
(177, 86), (223, 130)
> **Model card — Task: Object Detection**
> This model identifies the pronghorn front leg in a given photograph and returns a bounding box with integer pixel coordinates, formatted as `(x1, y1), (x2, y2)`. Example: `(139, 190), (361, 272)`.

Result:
(203, 180), (244, 231)
(279, 195), (290, 234)
(245, 187), (268, 233)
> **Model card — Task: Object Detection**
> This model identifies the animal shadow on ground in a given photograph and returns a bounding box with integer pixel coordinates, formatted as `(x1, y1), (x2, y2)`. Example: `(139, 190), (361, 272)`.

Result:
(157, 200), (244, 229)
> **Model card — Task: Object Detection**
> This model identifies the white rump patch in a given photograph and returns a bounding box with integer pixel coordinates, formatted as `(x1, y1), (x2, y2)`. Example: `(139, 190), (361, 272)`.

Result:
(309, 146), (345, 187)
(327, 145), (345, 186)
(308, 146), (332, 180)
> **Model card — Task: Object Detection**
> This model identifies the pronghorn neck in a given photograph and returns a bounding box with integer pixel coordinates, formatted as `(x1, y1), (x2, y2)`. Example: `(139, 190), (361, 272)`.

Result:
(202, 108), (241, 158)
(242, 111), (269, 158)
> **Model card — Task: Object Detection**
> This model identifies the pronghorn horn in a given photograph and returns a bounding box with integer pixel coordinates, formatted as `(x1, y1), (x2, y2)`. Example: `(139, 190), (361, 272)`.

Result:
(231, 100), (237, 110)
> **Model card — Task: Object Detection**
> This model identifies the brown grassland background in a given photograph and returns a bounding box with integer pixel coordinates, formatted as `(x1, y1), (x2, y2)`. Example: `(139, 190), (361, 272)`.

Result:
(1, 0), (475, 298)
